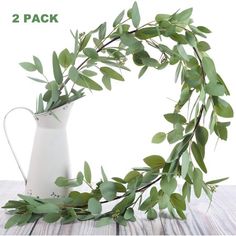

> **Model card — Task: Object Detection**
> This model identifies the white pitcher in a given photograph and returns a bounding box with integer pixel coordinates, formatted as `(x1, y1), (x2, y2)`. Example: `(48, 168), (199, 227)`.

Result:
(3, 103), (73, 198)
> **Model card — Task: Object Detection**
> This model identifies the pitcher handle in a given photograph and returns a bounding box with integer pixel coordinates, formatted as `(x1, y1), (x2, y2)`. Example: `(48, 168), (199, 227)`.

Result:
(3, 107), (37, 184)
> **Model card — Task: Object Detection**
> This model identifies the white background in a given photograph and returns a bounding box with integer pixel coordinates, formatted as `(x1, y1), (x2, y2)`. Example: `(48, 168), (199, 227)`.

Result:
(0, 0), (235, 184)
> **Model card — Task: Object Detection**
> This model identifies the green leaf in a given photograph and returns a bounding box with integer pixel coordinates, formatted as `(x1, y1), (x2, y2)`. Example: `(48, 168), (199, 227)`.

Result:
(59, 48), (73, 68)
(88, 198), (102, 215)
(193, 168), (203, 198)
(191, 142), (207, 173)
(170, 193), (186, 211)
(147, 208), (157, 220)
(52, 51), (63, 84)
(37, 93), (44, 113)
(5, 215), (21, 229)
(96, 217), (113, 227)
(99, 22), (107, 40)
(80, 32), (91, 51)
(197, 41), (210, 52)
(27, 76), (46, 83)
(113, 10), (125, 27)
(43, 213), (61, 223)
(138, 66), (148, 79)
(202, 56), (217, 82)
(206, 177), (229, 185)
(152, 132), (166, 144)
(101, 166), (108, 182)
(99, 181), (116, 201)
(124, 208), (134, 220)
(100, 67), (124, 81)
(214, 122), (229, 140)
(84, 161), (92, 183)
(173, 8), (193, 22)
(155, 14), (170, 23)
(17, 212), (32, 225)
(181, 151), (190, 178)
(195, 126), (208, 146)
(175, 62), (182, 83)
(83, 48), (98, 59)
(197, 26), (211, 33)
(205, 82), (225, 96)
(76, 171), (84, 186)
(167, 125), (184, 144)
(69, 66), (103, 91)
(19, 62), (36, 72)
(34, 203), (60, 214)
(135, 27), (160, 40)
(160, 176), (177, 195)
(213, 97), (234, 118)
(33, 56), (43, 74)
(176, 45), (189, 61)
(113, 192), (135, 214)
(143, 155), (165, 169)
(124, 170), (141, 182)
(131, 1), (140, 28)
(102, 76), (111, 90)
(185, 31), (196, 47)
(164, 113), (186, 124)
(120, 33), (144, 54)
(82, 69), (97, 77)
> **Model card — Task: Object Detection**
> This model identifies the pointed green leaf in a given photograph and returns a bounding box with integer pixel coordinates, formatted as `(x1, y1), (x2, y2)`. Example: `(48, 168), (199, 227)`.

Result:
(164, 113), (186, 124)
(135, 27), (160, 40)
(131, 1), (140, 28)
(206, 177), (229, 185)
(195, 126), (208, 146)
(181, 151), (190, 178)
(80, 32), (91, 51)
(113, 10), (125, 27)
(152, 132), (166, 144)
(84, 161), (92, 183)
(170, 193), (186, 210)
(193, 168), (203, 198)
(202, 56), (217, 82)
(191, 142), (207, 173)
(205, 82), (225, 96)
(102, 76), (112, 90)
(197, 26), (211, 33)
(100, 67), (124, 81)
(27, 76), (46, 83)
(5, 215), (21, 229)
(176, 45), (189, 61)
(52, 51), (63, 84)
(99, 22), (107, 40)
(19, 62), (36, 72)
(33, 56), (43, 74)
(213, 97), (234, 118)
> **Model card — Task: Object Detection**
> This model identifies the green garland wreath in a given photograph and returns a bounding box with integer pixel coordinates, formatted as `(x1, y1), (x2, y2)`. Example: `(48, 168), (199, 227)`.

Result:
(2, 2), (233, 228)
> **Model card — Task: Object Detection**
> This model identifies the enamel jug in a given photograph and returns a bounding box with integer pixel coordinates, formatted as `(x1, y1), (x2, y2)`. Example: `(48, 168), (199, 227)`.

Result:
(3, 103), (72, 198)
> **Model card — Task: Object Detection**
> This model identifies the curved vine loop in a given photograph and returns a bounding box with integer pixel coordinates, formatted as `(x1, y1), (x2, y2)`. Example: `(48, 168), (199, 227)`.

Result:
(3, 2), (233, 229)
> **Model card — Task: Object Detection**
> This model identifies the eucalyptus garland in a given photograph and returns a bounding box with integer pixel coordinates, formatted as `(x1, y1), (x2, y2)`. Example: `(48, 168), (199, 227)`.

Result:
(2, 2), (233, 229)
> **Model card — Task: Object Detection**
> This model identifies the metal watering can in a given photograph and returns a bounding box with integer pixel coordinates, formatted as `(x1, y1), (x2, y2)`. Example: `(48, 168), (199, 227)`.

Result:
(3, 103), (73, 198)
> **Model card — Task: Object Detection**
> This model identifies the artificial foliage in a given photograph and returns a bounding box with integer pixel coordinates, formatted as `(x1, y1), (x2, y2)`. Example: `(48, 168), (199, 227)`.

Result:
(2, 2), (233, 229)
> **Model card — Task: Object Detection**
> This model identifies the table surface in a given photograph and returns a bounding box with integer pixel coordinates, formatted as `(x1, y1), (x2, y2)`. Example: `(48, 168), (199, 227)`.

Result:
(0, 181), (235, 235)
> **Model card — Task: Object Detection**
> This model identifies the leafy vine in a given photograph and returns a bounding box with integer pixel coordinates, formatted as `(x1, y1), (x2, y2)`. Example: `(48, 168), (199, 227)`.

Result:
(2, 2), (233, 229)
